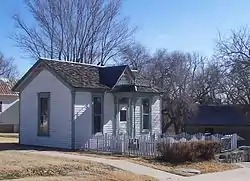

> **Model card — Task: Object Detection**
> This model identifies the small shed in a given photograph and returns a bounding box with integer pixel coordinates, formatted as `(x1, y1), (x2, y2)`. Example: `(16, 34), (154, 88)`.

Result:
(185, 105), (250, 146)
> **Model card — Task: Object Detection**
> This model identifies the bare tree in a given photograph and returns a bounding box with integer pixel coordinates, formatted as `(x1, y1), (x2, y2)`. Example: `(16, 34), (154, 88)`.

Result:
(192, 61), (222, 104)
(13, 0), (135, 65)
(147, 50), (202, 133)
(215, 26), (250, 66)
(117, 43), (150, 72)
(0, 52), (18, 81)
(219, 62), (250, 104)
(215, 26), (250, 104)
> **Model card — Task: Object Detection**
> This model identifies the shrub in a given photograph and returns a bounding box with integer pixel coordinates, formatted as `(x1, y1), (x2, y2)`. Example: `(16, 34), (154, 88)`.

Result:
(157, 140), (221, 163)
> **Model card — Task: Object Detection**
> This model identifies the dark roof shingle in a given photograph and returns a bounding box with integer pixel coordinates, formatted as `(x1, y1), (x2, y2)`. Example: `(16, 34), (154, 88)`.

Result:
(43, 60), (108, 89)
(99, 65), (127, 87)
(13, 58), (161, 93)
(0, 81), (18, 95)
(185, 105), (250, 126)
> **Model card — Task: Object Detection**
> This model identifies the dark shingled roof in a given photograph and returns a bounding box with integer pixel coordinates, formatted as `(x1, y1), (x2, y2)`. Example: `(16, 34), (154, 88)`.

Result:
(99, 65), (127, 87)
(185, 105), (250, 126)
(13, 58), (160, 93)
(133, 71), (151, 87)
(0, 81), (18, 95)
(42, 59), (108, 89)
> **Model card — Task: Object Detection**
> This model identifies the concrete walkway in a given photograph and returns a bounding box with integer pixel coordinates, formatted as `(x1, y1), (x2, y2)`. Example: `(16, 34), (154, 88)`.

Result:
(25, 150), (183, 181)
(185, 167), (249, 181)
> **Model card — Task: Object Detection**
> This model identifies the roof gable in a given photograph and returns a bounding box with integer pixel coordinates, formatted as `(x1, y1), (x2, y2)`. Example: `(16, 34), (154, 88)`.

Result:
(112, 66), (134, 87)
(99, 65), (127, 87)
(12, 60), (73, 92)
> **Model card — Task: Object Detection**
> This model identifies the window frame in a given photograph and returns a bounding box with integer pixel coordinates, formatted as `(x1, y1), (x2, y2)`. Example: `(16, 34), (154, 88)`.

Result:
(119, 109), (127, 122)
(205, 127), (214, 134)
(37, 92), (50, 137)
(141, 98), (151, 131)
(0, 100), (2, 113)
(92, 95), (103, 134)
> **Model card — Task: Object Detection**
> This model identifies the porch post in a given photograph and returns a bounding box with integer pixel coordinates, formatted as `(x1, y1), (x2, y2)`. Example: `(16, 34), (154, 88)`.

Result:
(113, 95), (117, 136)
(133, 95), (136, 138)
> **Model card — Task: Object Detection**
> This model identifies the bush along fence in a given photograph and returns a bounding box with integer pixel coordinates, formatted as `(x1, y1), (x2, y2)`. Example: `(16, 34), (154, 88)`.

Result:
(82, 133), (241, 158)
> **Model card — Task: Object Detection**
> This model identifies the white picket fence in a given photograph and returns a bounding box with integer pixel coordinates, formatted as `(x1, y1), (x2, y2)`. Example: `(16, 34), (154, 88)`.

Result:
(82, 133), (240, 158)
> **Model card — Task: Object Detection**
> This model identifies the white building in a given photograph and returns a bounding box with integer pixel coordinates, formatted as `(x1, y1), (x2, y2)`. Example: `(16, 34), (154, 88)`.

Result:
(0, 81), (19, 132)
(13, 58), (162, 149)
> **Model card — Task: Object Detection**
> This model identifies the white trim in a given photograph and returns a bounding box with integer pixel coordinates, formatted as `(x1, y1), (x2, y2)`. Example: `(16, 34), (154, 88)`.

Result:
(111, 67), (134, 90)
(39, 57), (131, 69)
(39, 57), (104, 67)
(0, 94), (19, 96)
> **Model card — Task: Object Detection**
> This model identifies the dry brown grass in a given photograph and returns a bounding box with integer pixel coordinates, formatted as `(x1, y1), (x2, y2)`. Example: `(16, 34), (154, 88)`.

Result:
(126, 157), (240, 175)
(75, 151), (240, 176)
(0, 151), (155, 181)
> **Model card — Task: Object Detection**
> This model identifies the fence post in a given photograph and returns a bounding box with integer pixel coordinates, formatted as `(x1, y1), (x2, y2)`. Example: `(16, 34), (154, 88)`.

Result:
(88, 139), (90, 151)
(103, 134), (106, 151)
(231, 134), (237, 150)
(97, 136), (99, 152)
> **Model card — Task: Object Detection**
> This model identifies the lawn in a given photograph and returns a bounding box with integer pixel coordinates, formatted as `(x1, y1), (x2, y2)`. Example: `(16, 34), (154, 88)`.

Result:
(0, 151), (155, 181)
(0, 134), (154, 181)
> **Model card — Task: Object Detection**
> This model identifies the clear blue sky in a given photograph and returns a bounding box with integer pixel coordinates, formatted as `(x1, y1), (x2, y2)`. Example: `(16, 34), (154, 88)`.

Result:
(0, 0), (250, 76)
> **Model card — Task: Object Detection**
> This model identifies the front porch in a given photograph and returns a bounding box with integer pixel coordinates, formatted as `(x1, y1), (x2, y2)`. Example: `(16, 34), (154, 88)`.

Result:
(113, 92), (153, 138)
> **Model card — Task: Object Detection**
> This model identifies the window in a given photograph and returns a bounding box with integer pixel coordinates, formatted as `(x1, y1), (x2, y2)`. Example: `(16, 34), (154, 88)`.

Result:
(93, 96), (102, 134)
(0, 101), (2, 112)
(120, 110), (127, 121)
(205, 128), (214, 134)
(38, 93), (50, 136)
(142, 99), (150, 130)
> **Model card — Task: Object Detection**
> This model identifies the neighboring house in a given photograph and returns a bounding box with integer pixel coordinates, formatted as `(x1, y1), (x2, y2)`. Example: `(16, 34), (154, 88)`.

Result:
(185, 105), (250, 146)
(0, 81), (19, 133)
(12, 58), (162, 149)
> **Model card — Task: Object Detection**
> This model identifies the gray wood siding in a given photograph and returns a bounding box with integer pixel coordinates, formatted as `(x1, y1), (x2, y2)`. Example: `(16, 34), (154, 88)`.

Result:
(74, 92), (92, 149)
(151, 95), (162, 134)
(74, 92), (114, 149)
(103, 93), (114, 134)
(134, 98), (141, 136)
(0, 95), (19, 126)
(20, 69), (72, 149)
(116, 72), (132, 85)
(133, 96), (162, 136)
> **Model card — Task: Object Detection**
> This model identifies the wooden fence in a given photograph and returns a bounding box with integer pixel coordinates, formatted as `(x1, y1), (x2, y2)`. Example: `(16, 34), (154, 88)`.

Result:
(82, 133), (240, 158)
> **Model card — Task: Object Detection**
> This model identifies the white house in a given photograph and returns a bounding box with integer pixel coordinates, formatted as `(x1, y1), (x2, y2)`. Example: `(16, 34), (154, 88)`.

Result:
(0, 81), (19, 132)
(12, 58), (162, 149)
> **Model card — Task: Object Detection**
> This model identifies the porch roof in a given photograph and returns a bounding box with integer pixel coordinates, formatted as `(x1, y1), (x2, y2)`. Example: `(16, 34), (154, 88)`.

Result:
(111, 85), (160, 93)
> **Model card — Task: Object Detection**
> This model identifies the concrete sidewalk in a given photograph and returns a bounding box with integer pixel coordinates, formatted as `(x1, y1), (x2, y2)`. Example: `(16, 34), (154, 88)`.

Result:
(25, 150), (183, 181)
(185, 167), (249, 181)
